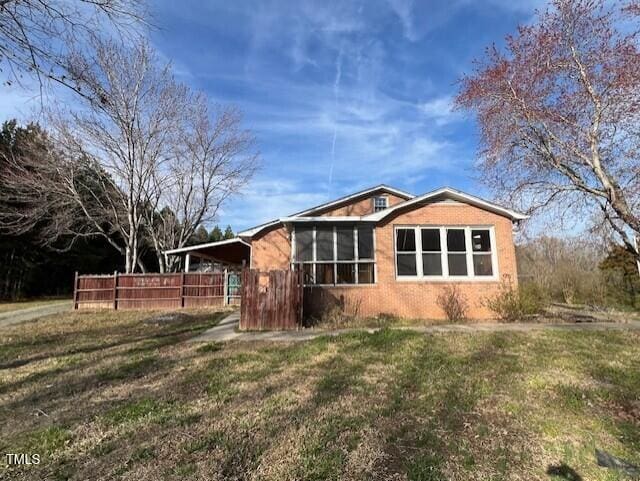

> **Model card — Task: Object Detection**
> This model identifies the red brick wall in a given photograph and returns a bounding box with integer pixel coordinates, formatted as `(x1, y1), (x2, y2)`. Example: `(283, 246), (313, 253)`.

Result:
(250, 201), (518, 321)
(317, 193), (407, 216)
(251, 225), (291, 271)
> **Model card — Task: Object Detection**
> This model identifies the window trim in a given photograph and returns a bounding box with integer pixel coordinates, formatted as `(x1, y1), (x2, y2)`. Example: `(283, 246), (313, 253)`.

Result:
(373, 195), (389, 212)
(420, 227), (444, 277)
(394, 225), (499, 282)
(292, 225), (377, 286)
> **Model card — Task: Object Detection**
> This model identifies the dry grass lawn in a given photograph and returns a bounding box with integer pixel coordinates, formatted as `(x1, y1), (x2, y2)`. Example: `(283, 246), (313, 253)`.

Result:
(1, 309), (639, 480)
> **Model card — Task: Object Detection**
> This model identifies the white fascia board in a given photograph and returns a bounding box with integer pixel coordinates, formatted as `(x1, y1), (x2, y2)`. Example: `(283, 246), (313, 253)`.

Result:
(363, 187), (528, 222)
(280, 216), (374, 223)
(164, 237), (251, 255)
(237, 220), (281, 237)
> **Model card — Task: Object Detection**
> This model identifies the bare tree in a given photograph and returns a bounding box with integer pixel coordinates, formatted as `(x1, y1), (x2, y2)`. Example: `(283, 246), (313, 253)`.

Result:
(0, 0), (146, 94)
(1, 38), (259, 273)
(48, 38), (193, 272)
(145, 102), (258, 272)
(456, 0), (640, 260)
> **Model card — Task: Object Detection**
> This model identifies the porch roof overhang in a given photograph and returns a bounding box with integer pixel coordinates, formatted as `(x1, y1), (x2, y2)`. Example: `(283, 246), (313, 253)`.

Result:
(164, 238), (251, 265)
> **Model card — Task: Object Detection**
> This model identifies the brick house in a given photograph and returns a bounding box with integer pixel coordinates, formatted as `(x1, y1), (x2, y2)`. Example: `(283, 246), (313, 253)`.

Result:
(165, 185), (526, 320)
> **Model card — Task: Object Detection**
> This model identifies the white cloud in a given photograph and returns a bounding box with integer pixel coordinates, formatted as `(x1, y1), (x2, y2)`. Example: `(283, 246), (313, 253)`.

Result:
(417, 95), (461, 126)
(386, 0), (418, 41)
(216, 177), (330, 230)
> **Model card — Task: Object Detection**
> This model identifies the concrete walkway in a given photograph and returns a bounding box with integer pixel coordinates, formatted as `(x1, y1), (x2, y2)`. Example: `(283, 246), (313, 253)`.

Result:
(0, 301), (73, 329)
(191, 311), (640, 343)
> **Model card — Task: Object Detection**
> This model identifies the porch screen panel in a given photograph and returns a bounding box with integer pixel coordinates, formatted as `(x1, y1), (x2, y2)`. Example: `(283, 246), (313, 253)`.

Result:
(357, 227), (374, 260)
(293, 225), (376, 285)
(316, 227), (334, 261)
(337, 227), (355, 260)
(295, 227), (313, 262)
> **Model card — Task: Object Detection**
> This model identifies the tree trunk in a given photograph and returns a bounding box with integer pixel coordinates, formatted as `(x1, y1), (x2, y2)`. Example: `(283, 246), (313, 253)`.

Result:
(156, 252), (166, 274)
(124, 246), (133, 274)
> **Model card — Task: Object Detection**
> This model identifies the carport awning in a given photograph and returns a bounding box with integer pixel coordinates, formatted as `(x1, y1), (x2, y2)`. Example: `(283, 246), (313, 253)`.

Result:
(164, 238), (251, 266)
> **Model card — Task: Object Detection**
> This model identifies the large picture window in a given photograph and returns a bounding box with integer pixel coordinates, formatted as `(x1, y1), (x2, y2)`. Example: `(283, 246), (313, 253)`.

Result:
(293, 225), (376, 285)
(395, 226), (497, 280)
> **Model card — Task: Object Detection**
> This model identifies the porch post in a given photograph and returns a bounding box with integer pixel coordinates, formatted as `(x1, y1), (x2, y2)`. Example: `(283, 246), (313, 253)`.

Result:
(185, 253), (191, 273)
(223, 267), (228, 306)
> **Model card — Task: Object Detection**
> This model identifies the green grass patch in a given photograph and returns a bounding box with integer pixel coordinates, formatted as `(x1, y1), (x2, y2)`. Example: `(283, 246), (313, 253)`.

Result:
(101, 398), (170, 426)
(407, 454), (444, 481)
(25, 426), (72, 454)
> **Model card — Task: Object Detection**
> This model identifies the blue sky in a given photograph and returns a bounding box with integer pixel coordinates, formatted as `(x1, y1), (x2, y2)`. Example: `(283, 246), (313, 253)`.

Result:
(1, 0), (545, 232)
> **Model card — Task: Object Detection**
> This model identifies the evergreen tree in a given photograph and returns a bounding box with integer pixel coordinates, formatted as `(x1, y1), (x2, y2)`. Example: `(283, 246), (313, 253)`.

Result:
(209, 225), (223, 242)
(223, 225), (234, 239)
(189, 226), (209, 245)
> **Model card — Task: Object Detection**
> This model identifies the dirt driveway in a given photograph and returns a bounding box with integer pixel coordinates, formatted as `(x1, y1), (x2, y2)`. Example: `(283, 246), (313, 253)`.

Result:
(0, 301), (73, 329)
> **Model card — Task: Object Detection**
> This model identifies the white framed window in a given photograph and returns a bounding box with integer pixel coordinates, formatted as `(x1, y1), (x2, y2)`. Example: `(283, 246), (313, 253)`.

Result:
(292, 225), (376, 285)
(394, 226), (498, 281)
(373, 196), (388, 212)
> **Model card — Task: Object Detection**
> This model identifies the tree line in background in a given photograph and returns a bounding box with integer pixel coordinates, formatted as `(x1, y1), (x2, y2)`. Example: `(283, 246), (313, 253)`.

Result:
(517, 236), (640, 311)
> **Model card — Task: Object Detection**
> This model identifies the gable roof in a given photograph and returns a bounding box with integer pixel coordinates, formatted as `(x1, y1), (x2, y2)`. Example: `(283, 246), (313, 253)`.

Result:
(294, 184), (413, 217)
(237, 184), (413, 237)
(238, 185), (527, 238)
(362, 187), (528, 222)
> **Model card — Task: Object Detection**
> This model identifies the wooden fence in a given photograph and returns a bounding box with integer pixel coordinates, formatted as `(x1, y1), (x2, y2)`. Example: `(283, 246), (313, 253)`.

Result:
(73, 271), (241, 310)
(239, 269), (304, 331)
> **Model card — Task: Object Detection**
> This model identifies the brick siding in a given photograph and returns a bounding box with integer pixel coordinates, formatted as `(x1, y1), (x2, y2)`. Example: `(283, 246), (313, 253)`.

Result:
(250, 200), (518, 321)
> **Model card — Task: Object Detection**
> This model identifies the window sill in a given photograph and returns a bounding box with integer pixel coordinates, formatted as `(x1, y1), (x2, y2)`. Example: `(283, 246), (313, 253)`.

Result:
(304, 283), (378, 288)
(394, 276), (500, 283)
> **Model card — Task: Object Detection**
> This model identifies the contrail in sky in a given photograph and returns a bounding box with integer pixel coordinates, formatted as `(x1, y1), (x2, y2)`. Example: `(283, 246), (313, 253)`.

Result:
(328, 46), (343, 199)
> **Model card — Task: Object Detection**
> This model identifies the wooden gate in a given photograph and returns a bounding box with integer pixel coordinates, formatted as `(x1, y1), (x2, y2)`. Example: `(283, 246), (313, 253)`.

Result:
(239, 269), (304, 330)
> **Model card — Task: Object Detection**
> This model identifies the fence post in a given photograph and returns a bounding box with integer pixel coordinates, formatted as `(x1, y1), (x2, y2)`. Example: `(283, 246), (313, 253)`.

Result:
(180, 272), (185, 308)
(73, 271), (78, 310)
(113, 270), (118, 310)
(223, 267), (228, 306)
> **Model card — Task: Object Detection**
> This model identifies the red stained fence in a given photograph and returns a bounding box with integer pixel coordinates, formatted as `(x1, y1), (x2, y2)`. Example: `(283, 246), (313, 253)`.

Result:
(239, 269), (304, 331)
(73, 271), (241, 310)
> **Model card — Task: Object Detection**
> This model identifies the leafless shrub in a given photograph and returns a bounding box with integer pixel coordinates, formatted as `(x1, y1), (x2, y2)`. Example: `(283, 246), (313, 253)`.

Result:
(436, 285), (469, 322)
(312, 295), (363, 328)
(484, 281), (543, 323)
